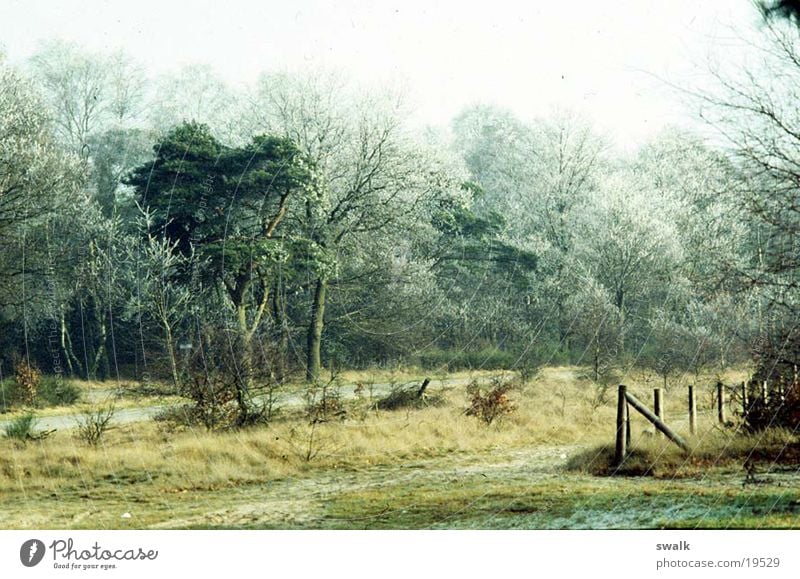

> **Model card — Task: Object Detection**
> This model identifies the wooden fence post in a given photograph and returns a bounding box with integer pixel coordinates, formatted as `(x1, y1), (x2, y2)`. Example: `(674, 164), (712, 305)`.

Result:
(654, 387), (664, 437)
(615, 385), (628, 466)
(688, 385), (697, 435)
(625, 401), (631, 452)
(717, 382), (726, 425)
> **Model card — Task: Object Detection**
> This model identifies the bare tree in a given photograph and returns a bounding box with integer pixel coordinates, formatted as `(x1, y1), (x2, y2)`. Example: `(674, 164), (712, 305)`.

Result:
(250, 71), (459, 381)
(149, 64), (245, 143)
(0, 63), (83, 309)
(574, 170), (684, 353)
(125, 208), (193, 388)
(28, 41), (145, 158)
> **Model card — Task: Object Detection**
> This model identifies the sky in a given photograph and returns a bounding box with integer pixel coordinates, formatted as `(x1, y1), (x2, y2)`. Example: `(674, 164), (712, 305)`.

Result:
(0, 0), (766, 148)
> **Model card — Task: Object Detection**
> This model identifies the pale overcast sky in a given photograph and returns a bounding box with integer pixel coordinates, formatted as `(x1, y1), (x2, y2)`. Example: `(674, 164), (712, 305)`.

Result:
(0, 0), (765, 147)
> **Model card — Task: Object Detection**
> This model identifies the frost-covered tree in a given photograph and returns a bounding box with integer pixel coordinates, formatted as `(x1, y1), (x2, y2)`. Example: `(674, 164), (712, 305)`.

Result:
(633, 128), (744, 293)
(566, 277), (621, 381)
(575, 170), (684, 353)
(0, 63), (83, 310)
(124, 209), (193, 388)
(150, 64), (246, 143)
(697, 15), (800, 378)
(249, 72), (462, 381)
(28, 41), (146, 158)
(452, 106), (607, 352)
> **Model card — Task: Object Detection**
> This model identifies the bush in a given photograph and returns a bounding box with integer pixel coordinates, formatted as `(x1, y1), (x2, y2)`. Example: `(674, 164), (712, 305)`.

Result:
(37, 376), (80, 407)
(75, 406), (115, 446)
(375, 378), (445, 411)
(744, 382), (800, 432)
(465, 378), (517, 425)
(181, 368), (240, 430)
(4, 413), (37, 441)
(173, 328), (274, 430)
(0, 375), (80, 412)
(153, 404), (200, 431)
(14, 360), (40, 405)
(745, 327), (800, 431)
(518, 361), (541, 384)
(304, 379), (346, 422)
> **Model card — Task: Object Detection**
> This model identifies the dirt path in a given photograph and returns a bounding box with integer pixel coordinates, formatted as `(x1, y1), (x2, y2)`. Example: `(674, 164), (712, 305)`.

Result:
(147, 441), (800, 529)
(0, 405), (171, 432)
(0, 377), (478, 433)
(150, 444), (578, 529)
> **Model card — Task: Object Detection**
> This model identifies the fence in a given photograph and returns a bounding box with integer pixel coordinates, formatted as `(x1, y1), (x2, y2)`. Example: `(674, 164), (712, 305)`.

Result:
(613, 377), (796, 466)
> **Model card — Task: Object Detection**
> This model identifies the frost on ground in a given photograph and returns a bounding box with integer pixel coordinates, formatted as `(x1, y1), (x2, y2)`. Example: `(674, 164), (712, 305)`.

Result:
(149, 443), (800, 529)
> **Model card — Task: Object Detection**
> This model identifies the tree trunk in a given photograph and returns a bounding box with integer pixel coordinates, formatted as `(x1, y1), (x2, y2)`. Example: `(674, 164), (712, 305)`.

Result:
(90, 317), (108, 381)
(60, 309), (82, 377)
(164, 323), (180, 389)
(306, 277), (328, 383)
(236, 303), (255, 417)
(224, 274), (272, 420)
(272, 284), (290, 383)
(594, 339), (601, 382)
(616, 291), (626, 354)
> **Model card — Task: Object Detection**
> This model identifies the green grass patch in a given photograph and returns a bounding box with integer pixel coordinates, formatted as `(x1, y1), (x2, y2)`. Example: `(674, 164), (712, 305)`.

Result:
(308, 477), (800, 530)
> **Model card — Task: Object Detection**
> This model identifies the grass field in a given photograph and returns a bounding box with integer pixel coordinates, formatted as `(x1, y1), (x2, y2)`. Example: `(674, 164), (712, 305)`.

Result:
(2, 366), (799, 529)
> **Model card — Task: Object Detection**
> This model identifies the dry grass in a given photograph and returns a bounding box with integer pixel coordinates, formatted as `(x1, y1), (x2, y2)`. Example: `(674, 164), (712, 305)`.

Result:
(0, 364), (784, 528)
(0, 366), (757, 494)
(0, 368), (600, 492)
(568, 429), (799, 477)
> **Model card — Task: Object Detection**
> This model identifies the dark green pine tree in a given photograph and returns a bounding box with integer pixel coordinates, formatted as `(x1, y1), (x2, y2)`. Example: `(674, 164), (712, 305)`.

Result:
(127, 121), (315, 415)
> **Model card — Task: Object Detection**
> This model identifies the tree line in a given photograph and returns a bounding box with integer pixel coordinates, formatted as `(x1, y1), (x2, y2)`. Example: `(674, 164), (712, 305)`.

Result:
(1, 29), (797, 399)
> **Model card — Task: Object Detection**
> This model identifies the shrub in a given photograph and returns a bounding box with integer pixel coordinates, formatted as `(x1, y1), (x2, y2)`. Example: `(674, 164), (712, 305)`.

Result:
(165, 327), (274, 430)
(465, 378), (517, 425)
(375, 378), (445, 411)
(305, 379), (346, 422)
(745, 327), (800, 431)
(518, 361), (541, 384)
(182, 369), (239, 430)
(0, 374), (79, 412)
(4, 413), (37, 441)
(418, 348), (518, 371)
(153, 404), (199, 431)
(743, 381), (800, 432)
(14, 360), (41, 405)
(37, 376), (80, 407)
(75, 406), (115, 446)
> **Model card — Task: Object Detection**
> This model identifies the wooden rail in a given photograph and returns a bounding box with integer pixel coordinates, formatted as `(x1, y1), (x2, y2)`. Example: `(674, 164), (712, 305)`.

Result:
(613, 377), (792, 467)
(625, 392), (689, 451)
(614, 384), (689, 466)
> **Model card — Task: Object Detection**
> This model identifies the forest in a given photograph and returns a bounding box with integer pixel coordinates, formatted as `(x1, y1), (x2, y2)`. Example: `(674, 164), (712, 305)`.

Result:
(0, 1), (800, 530)
(2, 38), (796, 403)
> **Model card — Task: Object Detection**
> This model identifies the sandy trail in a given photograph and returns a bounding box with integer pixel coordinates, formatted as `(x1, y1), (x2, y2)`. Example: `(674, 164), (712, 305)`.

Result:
(0, 376), (478, 433)
(150, 444), (579, 528)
